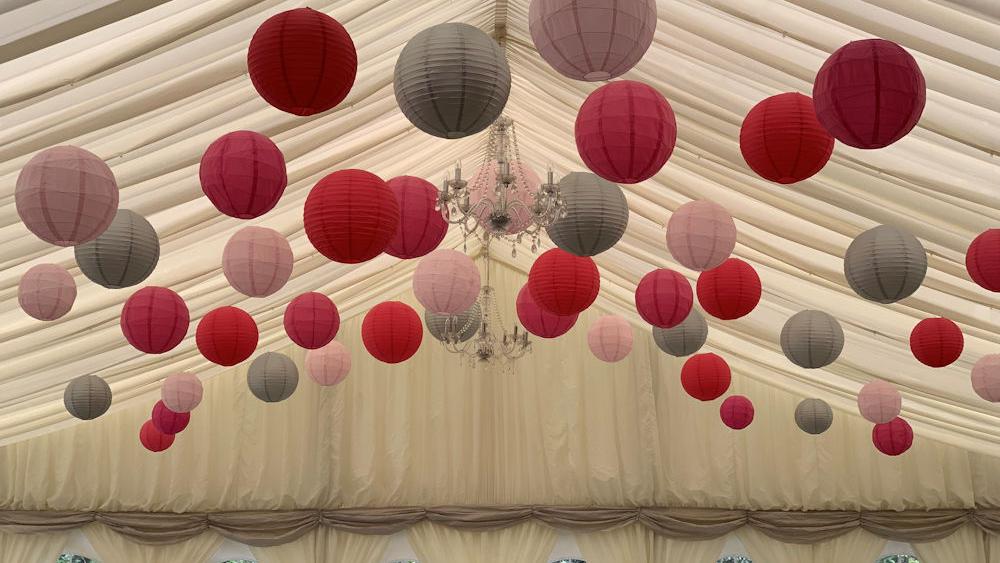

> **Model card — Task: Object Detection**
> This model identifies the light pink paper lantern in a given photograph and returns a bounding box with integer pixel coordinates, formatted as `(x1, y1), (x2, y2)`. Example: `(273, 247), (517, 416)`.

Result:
(18, 264), (76, 321)
(413, 248), (481, 315)
(857, 379), (902, 424)
(667, 200), (737, 271)
(305, 340), (351, 386)
(222, 226), (293, 297)
(160, 372), (203, 413)
(587, 315), (633, 363)
(468, 161), (541, 234)
(972, 354), (1000, 402)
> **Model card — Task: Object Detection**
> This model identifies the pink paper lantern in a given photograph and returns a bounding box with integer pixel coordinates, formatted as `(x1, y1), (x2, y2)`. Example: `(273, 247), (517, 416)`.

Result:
(720, 395), (754, 430)
(972, 355), (1000, 402)
(634, 269), (693, 328)
(151, 400), (190, 435)
(139, 420), (174, 453)
(515, 284), (577, 338)
(385, 176), (448, 259)
(18, 264), (76, 321)
(199, 131), (287, 219)
(222, 226), (293, 297)
(857, 380), (902, 424)
(667, 200), (737, 272)
(120, 287), (189, 354)
(872, 417), (914, 456)
(468, 161), (541, 234)
(284, 292), (340, 349)
(413, 249), (481, 315)
(305, 340), (351, 386)
(161, 372), (203, 413)
(587, 315), (633, 362)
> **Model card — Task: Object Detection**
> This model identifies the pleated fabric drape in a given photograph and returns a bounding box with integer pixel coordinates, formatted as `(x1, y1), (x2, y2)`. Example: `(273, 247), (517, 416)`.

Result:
(408, 521), (556, 563)
(988, 530), (1000, 563)
(0, 530), (66, 562)
(576, 523), (728, 562)
(85, 524), (222, 563)
(913, 524), (988, 563)
(737, 527), (886, 563)
(250, 528), (389, 563)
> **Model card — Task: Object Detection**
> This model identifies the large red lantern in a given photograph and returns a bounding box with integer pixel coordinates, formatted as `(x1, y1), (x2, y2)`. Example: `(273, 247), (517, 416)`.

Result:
(284, 292), (340, 350)
(697, 258), (761, 320)
(247, 8), (357, 116)
(740, 92), (834, 184)
(151, 400), (190, 435)
(196, 306), (259, 366)
(720, 395), (754, 430)
(634, 269), (693, 328)
(304, 169), (400, 264)
(362, 301), (422, 364)
(872, 417), (914, 456)
(909, 318), (964, 368)
(120, 287), (189, 354)
(681, 353), (731, 401)
(966, 229), (1000, 292)
(527, 248), (600, 316)
(139, 420), (174, 453)
(199, 131), (287, 219)
(516, 284), (577, 339)
(385, 176), (447, 259)
(575, 80), (676, 184)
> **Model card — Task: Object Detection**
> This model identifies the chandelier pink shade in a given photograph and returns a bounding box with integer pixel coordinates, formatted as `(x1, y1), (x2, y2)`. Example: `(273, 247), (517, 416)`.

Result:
(469, 161), (541, 234)
(222, 226), (294, 298)
(18, 264), (76, 321)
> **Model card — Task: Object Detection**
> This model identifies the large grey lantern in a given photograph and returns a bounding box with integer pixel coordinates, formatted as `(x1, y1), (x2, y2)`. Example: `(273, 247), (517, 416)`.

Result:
(780, 310), (845, 369)
(75, 209), (159, 289)
(426, 302), (482, 343)
(247, 352), (299, 403)
(546, 172), (629, 256)
(843, 225), (927, 303)
(652, 308), (708, 357)
(794, 398), (834, 435)
(64, 374), (112, 420)
(394, 22), (511, 139)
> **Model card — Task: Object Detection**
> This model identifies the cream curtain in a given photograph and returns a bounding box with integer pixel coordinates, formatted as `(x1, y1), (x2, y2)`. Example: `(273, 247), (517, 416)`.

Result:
(85, 524), (222, 563)
(913, 524), (987, 563)
(738, 527), (885, 563)
(250, 528), (388, 563)
(577, 523), (728, 562)
(408, 521), (556, 563)
(0, 530), (66, 562)
(988, 530), (999, 563)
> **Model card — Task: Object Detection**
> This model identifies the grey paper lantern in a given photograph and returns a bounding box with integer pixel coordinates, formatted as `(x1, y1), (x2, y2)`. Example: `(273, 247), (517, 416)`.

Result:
(247, 352), (298, 403)
(394, 23), (511, 139)
(794, 398), (834, 435)
(426, 302), (482, 343)
(546, 172), (629, 256)
(75, 209), (159, 289)
(843, 225), (927, 304)
(652, 308), (708, 357)
(64, 374), (112, 420)
(780, 310), (845, 369)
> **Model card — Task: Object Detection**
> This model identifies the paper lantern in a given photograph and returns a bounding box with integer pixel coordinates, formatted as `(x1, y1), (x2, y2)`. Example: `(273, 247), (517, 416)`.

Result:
(909, 317), (963, 368)
(139, 420), (174, 453)
(857, 379), (901, 424)
(304, 169), (400, 263)
(575, 80), (677, 184)
(972, 355), (1000, 402)
(64, 375), (112, 420)
(652, 308), (707, 357)
(634, 269), (693, 328)
(697, 258), (761, 320)
(813, 39), (925, 149)
(161, 372), (202, 413)
(362, 301), (423, 364)
(795, 398), (834, 435)
(740, 92), (834, 184)
(305, 341), (351, 386)
(199, 131), (287, 219)
(528, 0), (656, 81)
(547, 172), (629, 257)
(119, 286), (189, 354)
(413, 249), (481, 315)
(222, 226), (293, 298)
(247, 352), (299, 403)
(666, 200), (737, 271)
(283, 292), (340, 350)
(18, 264), (76, 321)
(75, 209), (159, 289)
(527, 248), (600, 315)
(247, 8), (357, 116)
(196, 306), (258, 366)
(872, 417), (914, 456)
(151, 400), (190, 435)
(385, 176), (447, 259)
(587, 315), (633, 363)
(516, 284), (577, 338)
(720, 395), (754, 430)
(426, 302), (482, 343)
(15, 145), (118, 246)
(468, 161), (540, 234)
(966, 229), (1000, 292)
(394, 22), (510, 139)
(780, 310), (844, 369)
(844, 225), (927, 304)
(681, 353), (731, 401)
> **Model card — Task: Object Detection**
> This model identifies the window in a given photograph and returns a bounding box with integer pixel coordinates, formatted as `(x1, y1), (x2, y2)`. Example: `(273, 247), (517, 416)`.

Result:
(878, 557), (920, 563)
(718, 557), (752, 563)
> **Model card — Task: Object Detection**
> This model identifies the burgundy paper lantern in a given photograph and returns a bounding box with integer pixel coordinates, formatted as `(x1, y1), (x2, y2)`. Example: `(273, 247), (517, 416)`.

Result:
(527, 248), (600, 315)
(385, 176), (447, 259)
(740, 92), (834, 184)
(720, 395), (754, 430)
(697, 258), (761, 320)
(872, 417), (914, 456)
(284, 292), (340, 350)
(362, 301), (422, 364)
(196, 306), (259, 366)
(120, 287), (189, 354)
(151, 400), (190, 435)
(966, 229), (1000, 292)
(199, 131), (287, 219)
(909, 317), (964, 368)
(161, 372), (202, 413)
(222, 226), (293, 297)
(812, 39), (925, 149)
(575, 80), (677, 184)
(304, 169), (400, 263)
(587, 315), (633, 363)
(247, 8), (357, 116)
(18, 264), (76, 321)
(857, 379), (901, 424)
(681, 353), (731, 401)
(972, 355), (1000, 402)
(306, 341), (351, 386)
(139, 420), (174, 453)
(634, 269), (693, 328)
(515, 284), (577, 338)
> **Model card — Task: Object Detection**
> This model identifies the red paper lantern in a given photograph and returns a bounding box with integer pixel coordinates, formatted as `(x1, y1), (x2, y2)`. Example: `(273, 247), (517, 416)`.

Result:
(872, 417), (914, 456)
(966, 229), (1000, 292)
(385, 176), (447, 259)
(247, 8), (357, 116)
(681, 353), (731, 401)
(284, 292), (340, 350)
(812, 39), (925, 149)
(151, 400), (190, 435)
(120, 287), (189, 354)
(909, 317), (964, 368)
(196, 306), (259, 366)
(304, 169), (400, 263)
(697, 258), (761, 320)
(516, 284), (577, 338)
(575, 80), (677, 184)
(139, 420), (174, 453)
(527, 248), (600, 315)
(740, 92), (834, 184)
(199, 131), (287, 219)
(720, 395), (754, 429)
(634, 269), (693, 328)
(362, 301), (422, 364)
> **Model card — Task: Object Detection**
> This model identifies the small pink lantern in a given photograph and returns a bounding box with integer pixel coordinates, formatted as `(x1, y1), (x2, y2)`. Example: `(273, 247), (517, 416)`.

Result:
(587, 315), (633, 362)
(18, 264), (76, 321)
(151, 400), (190, 435)
(634, 269), (693, 328)
(385, 176), (448, 259)
(161, 372), (203, 413)
(222, 226), (293, 297)
(720, 395), (754, 430)
(284, 292), (340, 349)
(413, 248), (481, 315)
(857, 380), (902, 424)
(972, 354), (1000, 402)
(468, 161), (541, 234)
(516, 284), (577, 338)
(305, 340), (351, 386)
(666, 200), (737, 271)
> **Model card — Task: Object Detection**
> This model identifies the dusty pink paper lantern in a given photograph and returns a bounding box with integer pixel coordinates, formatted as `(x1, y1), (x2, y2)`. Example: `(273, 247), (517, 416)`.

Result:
(385, 176), (448, 259)
(667, 200), (737, 271)
(161, 372), (203, 413)
(413, 248), (481, 315)
(972, 354), (1000, 402)
(305, 340), (351, 386)
(18, 264), (76, 321)
(857, 380), (902, 424)
(720, 395), (754, 430)
(516, 284), (577, 338)
(222, 226), (293, 297)
(469, 161), (541, 234)
(284, 292), (340, 349)
(587, 315), (633, 363)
